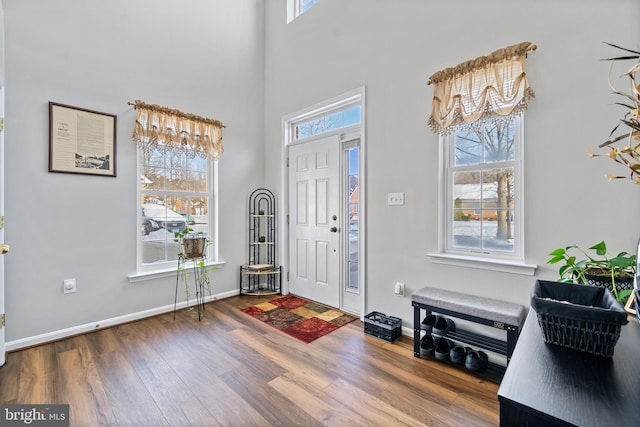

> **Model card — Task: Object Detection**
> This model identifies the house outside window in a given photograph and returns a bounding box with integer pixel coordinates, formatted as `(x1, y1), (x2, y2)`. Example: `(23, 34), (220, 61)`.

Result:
(427, 42), (535, 269)
(139, 145), (213, 270)
(444, 116), (523, 260)
(130, 100), (223, 274)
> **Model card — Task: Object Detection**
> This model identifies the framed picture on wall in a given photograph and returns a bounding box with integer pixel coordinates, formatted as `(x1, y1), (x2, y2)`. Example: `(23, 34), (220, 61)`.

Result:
(49, 102), (117, 177)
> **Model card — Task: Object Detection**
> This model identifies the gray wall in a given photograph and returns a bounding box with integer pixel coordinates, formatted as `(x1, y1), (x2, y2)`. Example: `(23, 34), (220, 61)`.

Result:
(263, 0), (640, 326)
(4, 0), (265, 342)
(4, 0), (640, 344)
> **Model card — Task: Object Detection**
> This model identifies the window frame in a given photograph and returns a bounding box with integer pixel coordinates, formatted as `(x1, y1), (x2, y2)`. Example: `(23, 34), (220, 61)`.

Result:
(287, 0), (321, 23)
(135, 146), (219, 275)
(441, 115), (525, 263)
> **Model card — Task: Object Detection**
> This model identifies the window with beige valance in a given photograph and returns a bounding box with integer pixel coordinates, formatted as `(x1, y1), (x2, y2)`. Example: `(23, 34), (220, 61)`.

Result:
(129, 100), (226, 160)
(427, 41), (536, 135)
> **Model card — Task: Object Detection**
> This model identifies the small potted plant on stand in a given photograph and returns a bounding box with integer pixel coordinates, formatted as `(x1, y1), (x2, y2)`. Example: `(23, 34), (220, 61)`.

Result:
(547, 240), (636, 304)
(174, 227), (208, 258)
(173, 227), (213, 320)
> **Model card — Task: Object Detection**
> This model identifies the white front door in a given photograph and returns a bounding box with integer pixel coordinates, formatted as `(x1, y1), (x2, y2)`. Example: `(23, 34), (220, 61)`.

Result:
(289, 136), (340, 308)
(0, 86), (5, 366)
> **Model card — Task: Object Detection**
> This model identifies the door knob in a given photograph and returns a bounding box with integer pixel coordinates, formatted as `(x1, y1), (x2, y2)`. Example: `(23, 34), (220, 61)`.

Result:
(0, 244), (9, 255)
(330, 227), (338, 233)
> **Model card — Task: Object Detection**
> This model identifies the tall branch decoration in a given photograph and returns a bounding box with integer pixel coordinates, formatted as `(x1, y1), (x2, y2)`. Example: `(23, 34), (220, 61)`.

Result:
(588, 43), (640, 183)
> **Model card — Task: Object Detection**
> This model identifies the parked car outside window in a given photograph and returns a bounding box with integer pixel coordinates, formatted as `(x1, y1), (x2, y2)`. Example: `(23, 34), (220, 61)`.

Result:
(141, 203), (187, 234)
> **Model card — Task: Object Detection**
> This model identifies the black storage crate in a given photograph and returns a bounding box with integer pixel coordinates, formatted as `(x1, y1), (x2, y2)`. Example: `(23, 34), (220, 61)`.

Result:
(531, 280), (629, 357)
(364, 311), (402, 342)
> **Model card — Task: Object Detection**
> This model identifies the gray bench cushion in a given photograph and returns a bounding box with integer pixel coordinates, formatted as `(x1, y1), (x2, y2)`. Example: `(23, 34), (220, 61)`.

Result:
(412, 286), (526, 328)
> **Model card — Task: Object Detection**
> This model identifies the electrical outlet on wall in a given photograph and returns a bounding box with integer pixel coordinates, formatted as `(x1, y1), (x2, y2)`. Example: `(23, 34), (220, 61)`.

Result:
(63, 278), (76, 294)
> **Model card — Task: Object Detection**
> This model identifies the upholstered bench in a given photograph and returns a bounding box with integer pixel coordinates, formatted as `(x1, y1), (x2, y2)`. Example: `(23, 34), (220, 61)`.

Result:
(412, 286), (526, 381)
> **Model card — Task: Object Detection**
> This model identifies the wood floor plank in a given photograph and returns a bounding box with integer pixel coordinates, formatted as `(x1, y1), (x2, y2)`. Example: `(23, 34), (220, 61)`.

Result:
(117, 312), (284, 426)
(380, 338), (501, 394)
(220, 365), (324, 427)
(0, 295), (500, 426)
(131, 356), (217, 426)
(316, 330), (485, 426)
(17, 344), (57, 404)
(364, 334), (496, 396)
(93, 350), (170, 427)
(268, 374), (369, 427)
(230, 327), (336, 390)
(57, 345), (116, 427)
(138, 315), (244, 377)
(200, 297), (260, 330)
(82, 327), (123, 356)
(324, 376), (429, 427)
(166, 356), (272, 427)
(0, 351), (21, 404)
(105, 318), (219, 426)
(196, 322), (291, 382)
(380, 377), (495, 427)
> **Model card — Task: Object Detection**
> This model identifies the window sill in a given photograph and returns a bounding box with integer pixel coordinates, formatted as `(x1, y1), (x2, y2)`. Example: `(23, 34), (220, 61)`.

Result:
(128, 260), (226, 283)
(427, 253), (537, 276)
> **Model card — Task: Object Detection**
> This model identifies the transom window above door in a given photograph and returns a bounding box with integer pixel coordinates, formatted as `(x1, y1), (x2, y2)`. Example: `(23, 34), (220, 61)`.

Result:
(287, 0), (322, 23)
(292, 106), (361, 142)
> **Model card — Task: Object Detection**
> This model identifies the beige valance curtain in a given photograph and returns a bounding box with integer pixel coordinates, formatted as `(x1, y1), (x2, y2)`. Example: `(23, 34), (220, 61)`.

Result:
(130, 100), (226, 160)
(427, 41), (536, 135)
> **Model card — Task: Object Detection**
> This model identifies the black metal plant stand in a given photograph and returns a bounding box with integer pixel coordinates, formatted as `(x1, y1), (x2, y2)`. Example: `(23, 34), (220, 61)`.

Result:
(240, 188), (281, 295)
(174, 254), (211, 320)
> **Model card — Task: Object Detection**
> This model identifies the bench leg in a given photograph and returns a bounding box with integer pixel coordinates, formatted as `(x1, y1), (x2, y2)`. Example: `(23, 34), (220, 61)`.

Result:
(413, 303), (421, 357)
(506, 327), (518, 363)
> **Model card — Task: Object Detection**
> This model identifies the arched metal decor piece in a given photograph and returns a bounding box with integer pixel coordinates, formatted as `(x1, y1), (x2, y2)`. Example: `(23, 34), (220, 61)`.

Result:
(240, 188), (281, 295)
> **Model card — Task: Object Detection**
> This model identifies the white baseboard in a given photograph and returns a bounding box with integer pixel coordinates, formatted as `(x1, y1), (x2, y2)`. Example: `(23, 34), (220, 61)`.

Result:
(5, 289), (240, 352)
(402, 325), (413, 337)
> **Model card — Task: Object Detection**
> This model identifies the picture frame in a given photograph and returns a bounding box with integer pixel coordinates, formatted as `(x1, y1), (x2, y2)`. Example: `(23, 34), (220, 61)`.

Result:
(624, 291), (636, 316)
(49, 102), (117, 177)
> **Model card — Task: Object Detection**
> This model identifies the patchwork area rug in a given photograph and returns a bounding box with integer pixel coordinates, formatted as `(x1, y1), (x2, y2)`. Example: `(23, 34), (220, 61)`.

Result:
(240, 295), (358, 343)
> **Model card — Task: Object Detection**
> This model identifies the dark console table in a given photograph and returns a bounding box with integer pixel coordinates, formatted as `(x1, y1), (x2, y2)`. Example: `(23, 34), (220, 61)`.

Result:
(498, 310), (640, 427)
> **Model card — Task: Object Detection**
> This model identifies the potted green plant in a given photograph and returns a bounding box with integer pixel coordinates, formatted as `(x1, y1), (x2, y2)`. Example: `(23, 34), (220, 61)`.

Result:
(174, 227), (209, 259)
(547, 240), (636, 303)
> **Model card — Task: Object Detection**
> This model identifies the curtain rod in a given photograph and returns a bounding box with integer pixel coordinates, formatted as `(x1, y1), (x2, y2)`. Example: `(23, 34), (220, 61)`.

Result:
(128, 100), (226, 128)
(427, 41), (537, 85)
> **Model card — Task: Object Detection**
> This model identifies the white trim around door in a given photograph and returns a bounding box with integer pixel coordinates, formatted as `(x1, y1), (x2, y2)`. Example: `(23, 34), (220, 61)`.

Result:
(280, 87), (366, 317)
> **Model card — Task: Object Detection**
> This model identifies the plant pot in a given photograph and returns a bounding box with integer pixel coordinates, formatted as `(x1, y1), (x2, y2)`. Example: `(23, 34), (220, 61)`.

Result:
(583, 272), (634, 293)
(182, 236), (206, 258)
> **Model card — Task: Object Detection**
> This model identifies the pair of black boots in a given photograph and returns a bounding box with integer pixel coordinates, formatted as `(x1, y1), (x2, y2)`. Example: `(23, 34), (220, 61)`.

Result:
(419, 314), (488, 371)
(420, 314), (455, 335)
(419, 334), (488, 371)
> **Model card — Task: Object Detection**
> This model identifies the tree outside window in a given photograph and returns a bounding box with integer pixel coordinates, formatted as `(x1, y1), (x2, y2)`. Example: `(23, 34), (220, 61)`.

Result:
(139, 144), (210, 266)
(449, 117), (519, 255)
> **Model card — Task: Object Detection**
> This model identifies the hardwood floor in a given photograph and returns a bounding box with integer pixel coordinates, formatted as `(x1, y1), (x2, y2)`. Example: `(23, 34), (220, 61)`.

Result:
(0, 295), (499, 426)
